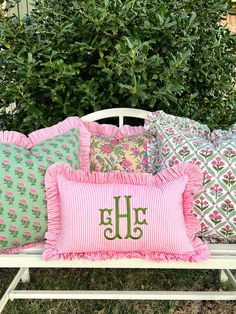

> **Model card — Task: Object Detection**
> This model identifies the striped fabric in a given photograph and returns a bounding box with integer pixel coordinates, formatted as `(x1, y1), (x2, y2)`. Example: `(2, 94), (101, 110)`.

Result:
(43, 162), (210, 262)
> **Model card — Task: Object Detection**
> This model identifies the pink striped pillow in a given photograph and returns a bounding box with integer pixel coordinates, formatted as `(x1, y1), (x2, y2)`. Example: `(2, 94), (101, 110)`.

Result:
(43, 162), (210, 262)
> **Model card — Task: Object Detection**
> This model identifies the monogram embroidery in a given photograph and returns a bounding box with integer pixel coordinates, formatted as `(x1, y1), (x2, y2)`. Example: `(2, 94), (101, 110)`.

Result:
(99, 195), (148, 240)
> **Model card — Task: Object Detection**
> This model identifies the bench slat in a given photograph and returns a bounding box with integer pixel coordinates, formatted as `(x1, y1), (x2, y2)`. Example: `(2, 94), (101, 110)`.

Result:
(1, 254), (236, 269)
(9, 290), (236, 301)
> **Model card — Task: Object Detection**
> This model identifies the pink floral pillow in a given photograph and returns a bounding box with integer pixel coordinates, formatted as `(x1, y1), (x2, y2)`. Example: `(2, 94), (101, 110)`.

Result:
(145, 111), (236, 242)
(83, 121), (151, 173)
(43, 162), (210, 262)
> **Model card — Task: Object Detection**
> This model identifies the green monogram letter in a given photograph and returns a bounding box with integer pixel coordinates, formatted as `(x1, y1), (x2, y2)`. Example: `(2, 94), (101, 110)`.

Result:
(99, 196), (148, 240)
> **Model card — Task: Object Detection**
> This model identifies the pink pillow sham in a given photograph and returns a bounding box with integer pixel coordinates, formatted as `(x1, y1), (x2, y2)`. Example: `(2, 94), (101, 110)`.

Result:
(43, 162), (210, 262)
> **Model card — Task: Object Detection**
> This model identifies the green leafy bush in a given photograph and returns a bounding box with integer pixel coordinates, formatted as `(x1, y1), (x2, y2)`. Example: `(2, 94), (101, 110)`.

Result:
(0, 0), (235, 132)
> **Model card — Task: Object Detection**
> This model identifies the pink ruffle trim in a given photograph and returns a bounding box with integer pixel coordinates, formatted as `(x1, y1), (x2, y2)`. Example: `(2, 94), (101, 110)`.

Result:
(0, 131), (31, 149)
(28, 117), (91, 170)
(43, 162), (210, 262)
(43, 237), (210, 263)
(83, 120), (145, 139)
(0, 241), (43, 254)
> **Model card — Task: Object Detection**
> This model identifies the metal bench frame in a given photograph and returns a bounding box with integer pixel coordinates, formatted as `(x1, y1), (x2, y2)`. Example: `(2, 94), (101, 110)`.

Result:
(0, 108), (236, 312)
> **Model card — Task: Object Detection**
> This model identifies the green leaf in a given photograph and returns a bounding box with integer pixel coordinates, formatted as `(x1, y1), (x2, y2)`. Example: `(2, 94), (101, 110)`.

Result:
(124, 36), (133, 49)
(0, 0), (235, 132)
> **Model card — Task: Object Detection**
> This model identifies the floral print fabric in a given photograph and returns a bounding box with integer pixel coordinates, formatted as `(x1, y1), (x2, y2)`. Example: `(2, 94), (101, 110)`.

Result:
(145, 111), (236, 242)
(0, 129), (79, 252)
(90, 134), (150, 173)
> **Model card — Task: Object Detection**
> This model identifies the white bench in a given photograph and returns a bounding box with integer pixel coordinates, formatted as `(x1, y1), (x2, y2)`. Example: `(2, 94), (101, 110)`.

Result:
(0, 108), (236, 312)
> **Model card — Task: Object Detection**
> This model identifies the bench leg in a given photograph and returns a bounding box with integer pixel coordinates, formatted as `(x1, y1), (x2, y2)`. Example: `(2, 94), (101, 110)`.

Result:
(21, 268), (30, 283)
(220, 269), (236, 288)
(0, 268), (29, 313)
(220, 269), (229, 283)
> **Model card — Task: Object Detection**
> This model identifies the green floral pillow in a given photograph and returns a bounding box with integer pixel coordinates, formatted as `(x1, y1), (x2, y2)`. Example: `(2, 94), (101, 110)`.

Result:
(145, 111), (236, 242)
(0, 128), (79, 252)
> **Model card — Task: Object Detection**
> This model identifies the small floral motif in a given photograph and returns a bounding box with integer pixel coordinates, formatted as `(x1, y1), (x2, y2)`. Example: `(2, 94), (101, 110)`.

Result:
(68, 137), (76, 144)
(194, 196), (209, 212)
(15, 166), (24, 178)
(8, 209), (17, 222)
(23, 230), (31, 241)
(222, 171), (236, 187)
(17, 182), (26, 195)
(38, 164), (46, 175)
(101, 144), (113, 154)
(9, 225), (18, 237)
(199, 148), (213, 159)
(2, 160), (10, 171)
(14, 146), (22, 152)
(46, 156), (54, 165)
(55, 135), (63, 142)
(190, 158), (201, 167)
(0, 218), (6, 232)
(119, 157), (133, 171)
(42, 146), (50, 153)
(12, 240), (20, 247)
(178, 146), (191, 157)
(200, 222), (209, 234)
(66, 155), (73, 165)
(19, 198), (28, 211)
(209, 184), (224, 199)
(61, 143), (70, 152)
(29, 188), (39, 201)
(223, 147), (236, 160)
(161, 145), (171, 158)
(25, 159), (34, 169)
(15, 154), (23, 163)
(32, 206), (41, 218)
(49, 141), (57, 147)
(221, 199), (234, 215)
(5, 191), (14, 204)
(209, 210), (222, 225)
(211, 157), (225, 172)
(0, 201), (3, 215)
(28, 173), (37, 185)
(3, 147), (11, 157)
(202, 171), (212, 187)
(33, 152), (43, 161)
(73, 150), (78, 157)
(0, 235), (8, 247)
(220, 225), (234, 237)
(33, 221), (42, 233)
(164, 127), (175, 136)
(193, 140), (204, 147)
(4, 175), (13, 188)
(55, 150), (63, 159)
(21, 216), (30, 228)
(172, 135), (184, 144)
(168, 156), (179, 167)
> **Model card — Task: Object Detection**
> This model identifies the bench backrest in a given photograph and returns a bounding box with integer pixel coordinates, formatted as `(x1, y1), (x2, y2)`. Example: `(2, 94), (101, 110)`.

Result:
(81, 108), (150, 126)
